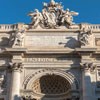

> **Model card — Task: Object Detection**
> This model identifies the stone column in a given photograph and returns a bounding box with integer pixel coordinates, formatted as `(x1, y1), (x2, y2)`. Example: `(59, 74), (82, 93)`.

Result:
(81, 63), (96, 100)
(6, 70), (11, 100)
(8, 62), (23, 100)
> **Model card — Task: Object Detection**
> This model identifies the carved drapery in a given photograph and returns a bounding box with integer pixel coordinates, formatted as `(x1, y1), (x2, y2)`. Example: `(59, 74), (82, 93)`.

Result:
(28, 0), (78, 29)
(9, 28), (26, 47)
(8, 23), (28, 47)
(78, 28), (93, 46)
(14, 30), (25, 46)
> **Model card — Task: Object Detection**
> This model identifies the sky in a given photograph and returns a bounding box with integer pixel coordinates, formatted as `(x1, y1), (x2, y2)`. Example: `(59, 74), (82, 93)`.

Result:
(0, 0), (100, 24)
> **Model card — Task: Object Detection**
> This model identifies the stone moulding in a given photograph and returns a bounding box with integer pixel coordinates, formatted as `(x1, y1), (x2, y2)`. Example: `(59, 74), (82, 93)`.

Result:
(21, 69), (80, 99)
(22, 69), (79, 90)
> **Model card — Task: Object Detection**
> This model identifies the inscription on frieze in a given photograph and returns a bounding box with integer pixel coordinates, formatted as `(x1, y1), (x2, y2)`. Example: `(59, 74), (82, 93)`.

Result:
(25, 58), (66, 63)
(24, 57), (79, 63)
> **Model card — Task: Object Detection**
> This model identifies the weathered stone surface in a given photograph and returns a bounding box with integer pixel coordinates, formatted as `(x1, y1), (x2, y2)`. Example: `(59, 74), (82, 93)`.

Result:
(0, 0), (100, 100)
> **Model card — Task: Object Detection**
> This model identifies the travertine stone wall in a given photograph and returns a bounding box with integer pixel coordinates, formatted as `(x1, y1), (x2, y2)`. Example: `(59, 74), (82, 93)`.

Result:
(0, 23), (100, 100)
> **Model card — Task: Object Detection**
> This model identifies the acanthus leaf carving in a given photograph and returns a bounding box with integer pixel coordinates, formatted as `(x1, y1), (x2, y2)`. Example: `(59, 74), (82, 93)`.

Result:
(80, 62), (97, 73)
(28, 0), (79, 29)
(8, 62), (23, 72)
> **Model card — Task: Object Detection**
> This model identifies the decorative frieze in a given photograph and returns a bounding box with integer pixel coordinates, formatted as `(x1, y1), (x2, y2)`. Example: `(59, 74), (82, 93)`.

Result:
(25, 57), (65, 63)
(24, 57), (79, 63)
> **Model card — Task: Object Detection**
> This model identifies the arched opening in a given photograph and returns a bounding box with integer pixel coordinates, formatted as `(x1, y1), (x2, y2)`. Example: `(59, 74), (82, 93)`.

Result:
(32, 74), (71, 100)
(22, 69), (80, 100)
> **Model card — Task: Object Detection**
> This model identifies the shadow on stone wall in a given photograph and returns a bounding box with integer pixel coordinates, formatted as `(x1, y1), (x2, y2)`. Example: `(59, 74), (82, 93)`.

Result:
(56, 55), (81, 68)
(59, 37), (80, 49)
(0, 32), (15, 48)
(0, 37), (9, 47)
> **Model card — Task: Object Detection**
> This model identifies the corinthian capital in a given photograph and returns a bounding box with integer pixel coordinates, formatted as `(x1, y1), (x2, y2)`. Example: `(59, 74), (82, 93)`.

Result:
(80, 62), (96, 73)
(8, 62), (23, 72)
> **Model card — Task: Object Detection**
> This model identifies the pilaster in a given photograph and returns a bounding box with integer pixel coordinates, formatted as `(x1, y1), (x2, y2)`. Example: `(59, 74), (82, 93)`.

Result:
(81, 54), (96, 100)
(8, 62), (23, 100)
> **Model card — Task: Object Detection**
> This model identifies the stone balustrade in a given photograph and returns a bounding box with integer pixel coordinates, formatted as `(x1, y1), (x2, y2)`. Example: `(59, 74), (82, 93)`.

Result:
(0, 24), (18, 31)
(0, 24), (100, 31)
(81, 24), (100, 30)
(88, 25), (100, 30)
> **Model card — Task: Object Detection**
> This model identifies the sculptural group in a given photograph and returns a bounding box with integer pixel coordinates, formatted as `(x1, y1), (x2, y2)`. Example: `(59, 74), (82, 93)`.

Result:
(28, 0), (79, 29)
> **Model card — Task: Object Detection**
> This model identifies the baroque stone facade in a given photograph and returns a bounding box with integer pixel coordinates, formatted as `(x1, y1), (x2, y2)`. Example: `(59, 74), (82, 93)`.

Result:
(0, 0), (100, 100)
